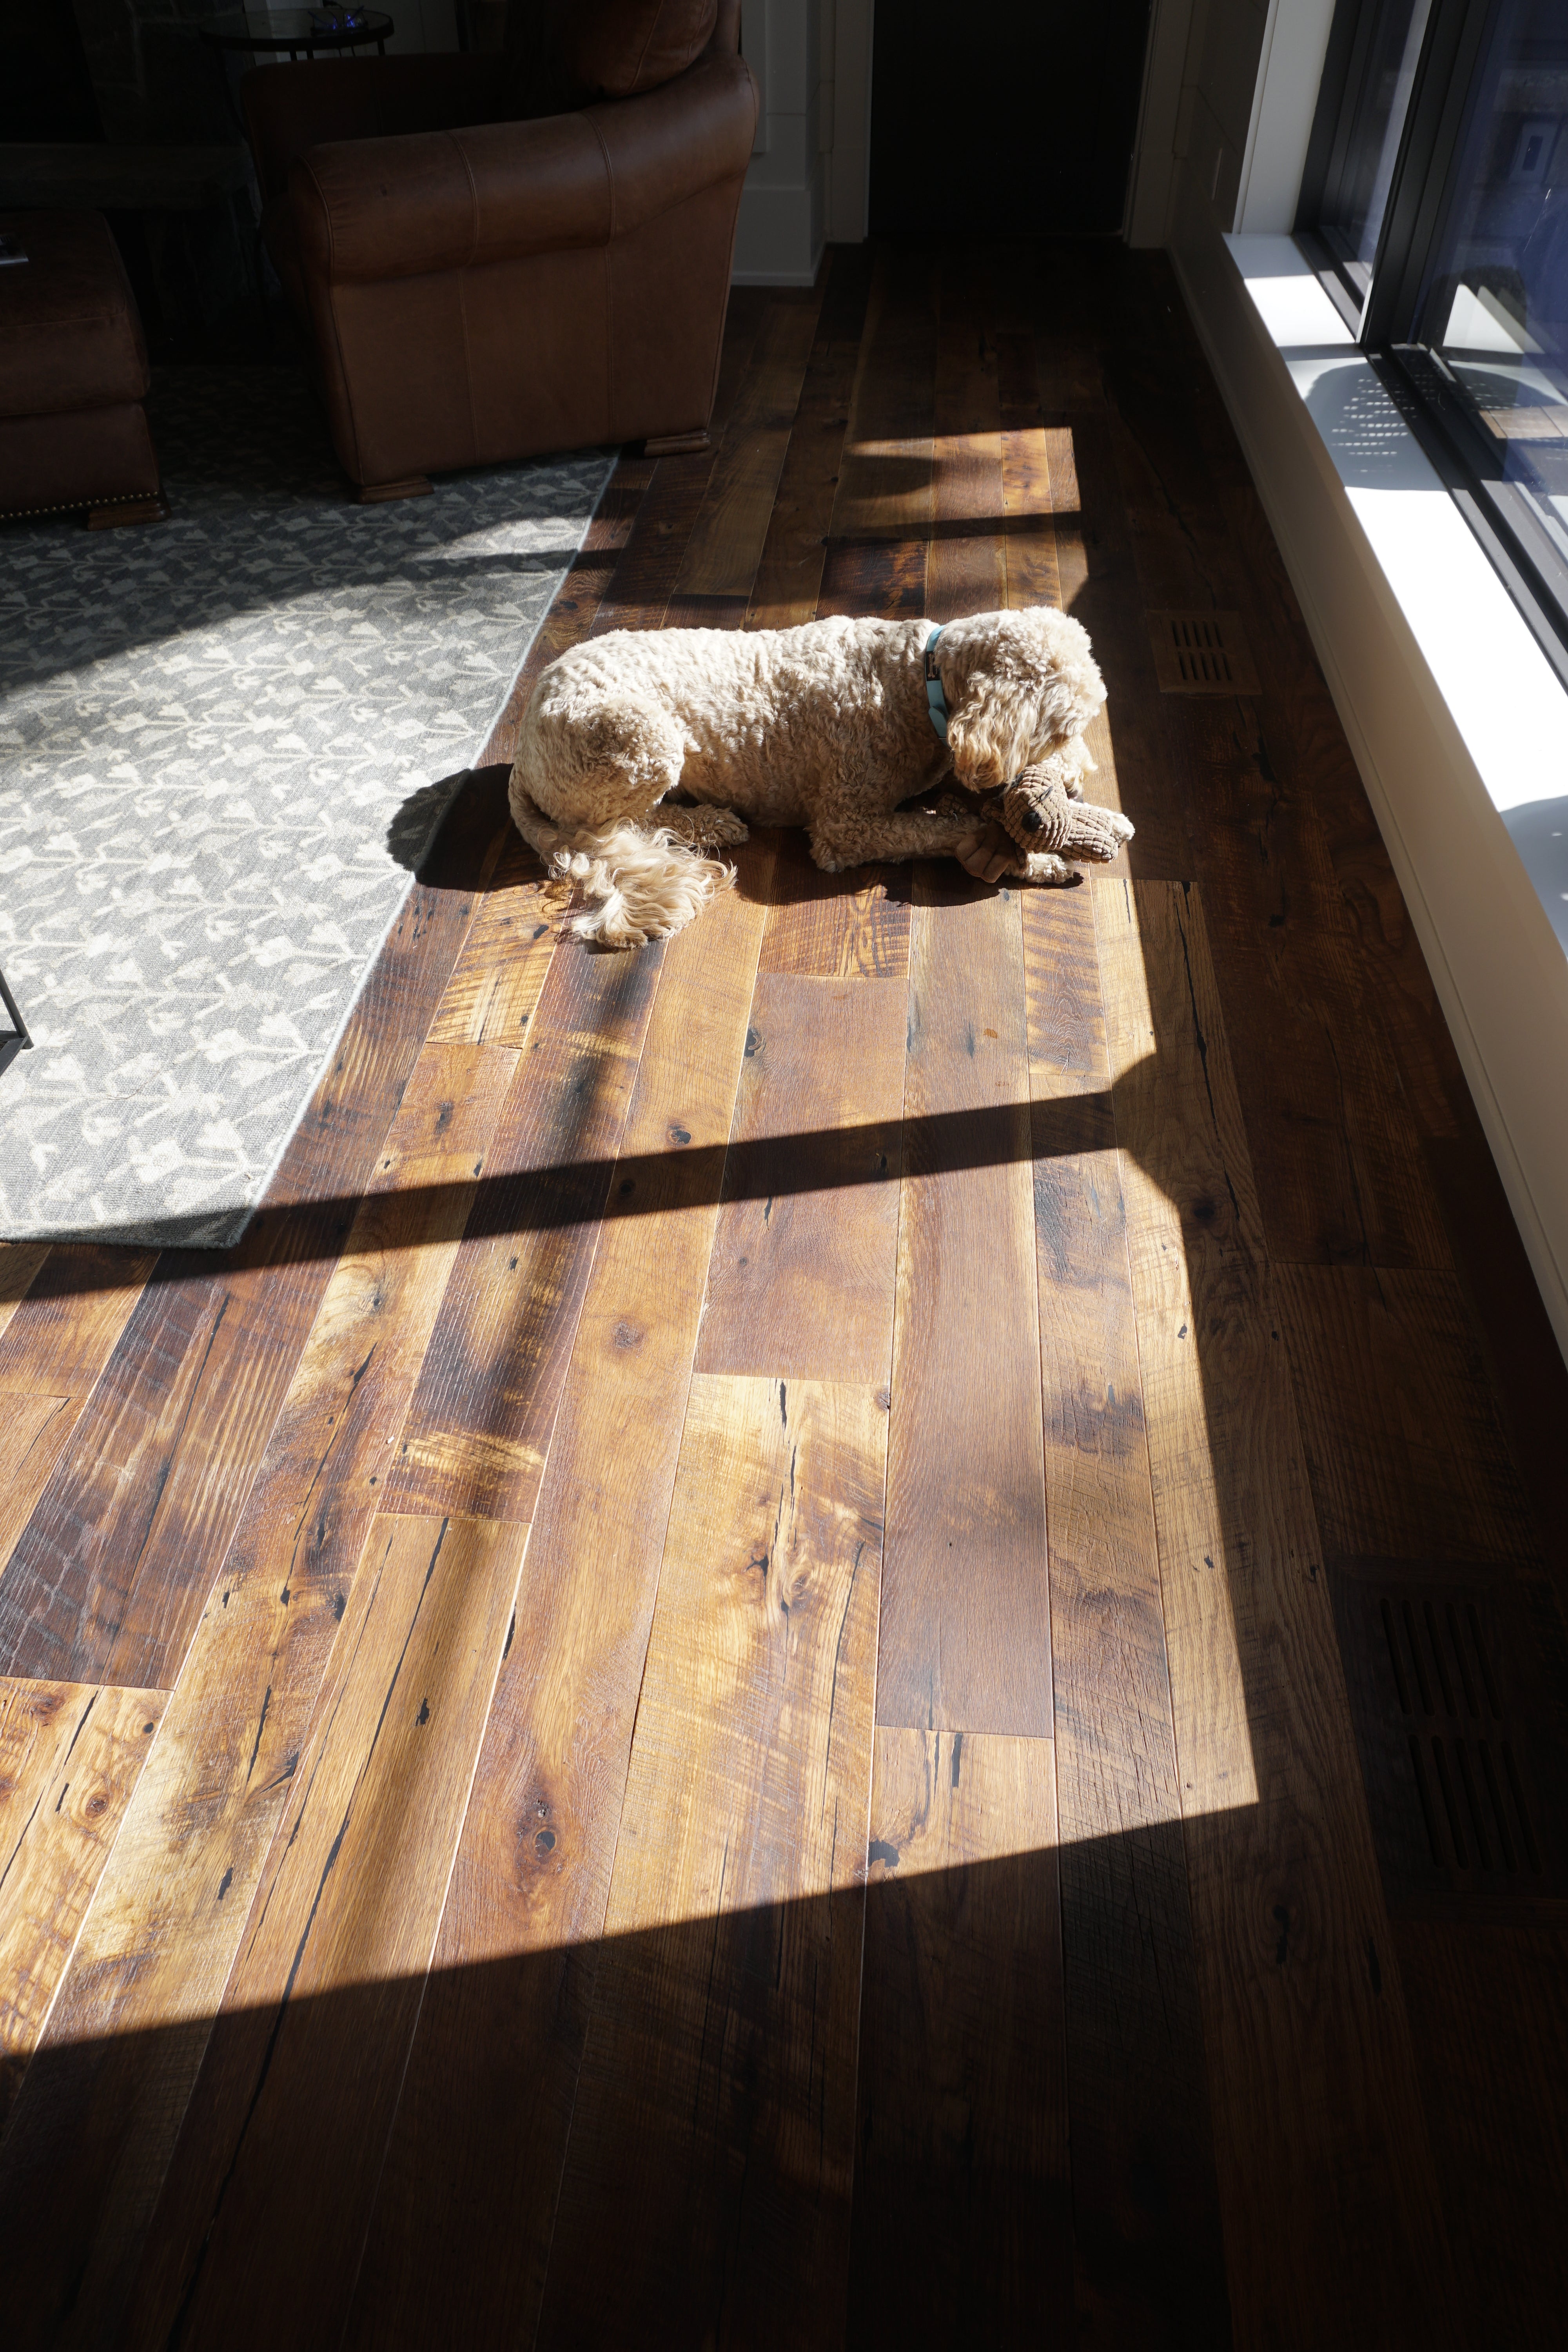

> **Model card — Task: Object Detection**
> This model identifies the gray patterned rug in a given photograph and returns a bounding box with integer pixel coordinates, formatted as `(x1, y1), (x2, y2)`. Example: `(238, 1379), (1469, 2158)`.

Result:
(0, 370), (614, 1246)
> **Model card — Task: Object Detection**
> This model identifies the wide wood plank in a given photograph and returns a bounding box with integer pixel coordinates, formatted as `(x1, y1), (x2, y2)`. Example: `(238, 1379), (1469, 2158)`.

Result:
(537, 1374), (886, 2348)
(995, 330), (1063, 614)
(1097, 343), (1450, 1268)
(1022, 885), (1232, 2342)
(1277, 1263), (1542, 1570)
(926, 250), (1006, 622)
(1396, 1919), (1568, 2347)
(817, 244), (935, 623)
(1095, 875), (1462, 2348)
(384, 942), (665, 1522)
(846, 1726), (1072, 2347)
(1163, 696), (1451, 1270)
(0, 1679), (165, 2125)
(0, 1042), (517, 2351)
(671, 291), (824, 606)
(755, 826), (912, 980)
(0, 1248), (152, 1579)
(119, 1510), (528, 2352)
(0, 1241), (49, 1344)
(341, 851), (775, 2352)
(696, 971), (907, 1384)
(746, 247), (872, 632)
(424, 834), (559, 1047)
(877, 871), (1051, 1735)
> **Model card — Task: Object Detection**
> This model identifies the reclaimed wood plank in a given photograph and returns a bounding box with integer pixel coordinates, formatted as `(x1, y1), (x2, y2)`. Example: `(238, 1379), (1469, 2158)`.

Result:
(424, 837), (559, 1049)
(755, 824), (912, 980)
(995, 330), (1063, 614)
(926, 250), (1006, 623)
(1277, 1264), (1542, 1570)
(817, 244), (935, 623)
(1022, 884), (1233, 2343)
(383, 943), (665, 1524)
(670, 291), (824, 605)
(578, 301), (768, 646)
(0, 1243), (49, 1346)
(1396, 1919), (1568, 2347)
(1100, 346), (1450, 1269)
(1040, 396), (1189, 878)
(0, 1042), (516, 2351)
(746, 247), (871, 632)
(536, 1374), (886, 2348)
(695, 972), (906, 1385)
(0, 1249), (152, 1579)
(0, 1678), (165, 2127)
(340, 846), (776, 2352)
(846, 1726), (1073, 2347)
(1164, 695), (1450, 1270)
(995, 335), (1140, 887)
(1095, 875), (1463, 2348)
(877, 870), (1051, 1735)
(118, 1510), (529, 2352)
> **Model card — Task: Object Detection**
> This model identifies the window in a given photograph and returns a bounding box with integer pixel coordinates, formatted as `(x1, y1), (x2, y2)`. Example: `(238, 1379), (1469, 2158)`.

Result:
(1299, 0), (1568, 679)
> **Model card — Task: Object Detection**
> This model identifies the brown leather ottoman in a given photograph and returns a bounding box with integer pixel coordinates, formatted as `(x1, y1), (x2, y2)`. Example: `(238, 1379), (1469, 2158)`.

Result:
(0, 209), (166, 527)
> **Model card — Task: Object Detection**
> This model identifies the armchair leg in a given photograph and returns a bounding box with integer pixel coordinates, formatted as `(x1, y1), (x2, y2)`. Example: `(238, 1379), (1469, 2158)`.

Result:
(355, 475), (433, 504)
(643, 429), (711, 457)
(87, 495), (170, 530)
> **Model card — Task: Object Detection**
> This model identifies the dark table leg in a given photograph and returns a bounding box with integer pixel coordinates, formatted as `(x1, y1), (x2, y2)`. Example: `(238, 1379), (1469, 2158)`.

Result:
(0, 965), (32, 1050)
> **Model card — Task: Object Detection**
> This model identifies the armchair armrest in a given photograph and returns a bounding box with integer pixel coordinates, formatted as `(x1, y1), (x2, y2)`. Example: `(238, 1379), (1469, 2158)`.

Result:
(243, 54), (508, 202)
(292, 111), (612, 283)
(291, 50), (756, 284)
(593, 50), (756, 236)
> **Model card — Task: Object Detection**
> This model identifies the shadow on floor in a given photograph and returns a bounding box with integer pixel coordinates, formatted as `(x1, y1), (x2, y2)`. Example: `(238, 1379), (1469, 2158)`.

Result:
(0, 1835), (1234, 2351)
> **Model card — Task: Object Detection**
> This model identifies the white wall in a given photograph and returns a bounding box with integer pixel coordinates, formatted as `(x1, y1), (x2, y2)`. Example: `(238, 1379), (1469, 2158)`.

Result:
(1127, 0), (1336, 245)
(732, 0), (873, 283)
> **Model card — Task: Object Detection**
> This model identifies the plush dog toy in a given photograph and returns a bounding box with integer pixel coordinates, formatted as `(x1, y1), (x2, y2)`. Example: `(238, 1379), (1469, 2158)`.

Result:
(510, 607), (1133, 946)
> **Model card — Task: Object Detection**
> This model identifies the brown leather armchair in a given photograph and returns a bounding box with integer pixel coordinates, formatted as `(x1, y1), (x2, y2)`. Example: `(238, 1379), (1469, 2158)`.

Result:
(242, 1), (756, 499)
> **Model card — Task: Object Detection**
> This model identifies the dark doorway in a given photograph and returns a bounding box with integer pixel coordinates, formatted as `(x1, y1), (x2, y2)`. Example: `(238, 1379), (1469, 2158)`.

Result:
(869, 0), (1154, 237)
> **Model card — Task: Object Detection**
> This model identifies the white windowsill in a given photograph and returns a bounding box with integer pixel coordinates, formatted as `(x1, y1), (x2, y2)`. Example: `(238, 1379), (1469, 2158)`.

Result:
(1226, 233), (1568, 958)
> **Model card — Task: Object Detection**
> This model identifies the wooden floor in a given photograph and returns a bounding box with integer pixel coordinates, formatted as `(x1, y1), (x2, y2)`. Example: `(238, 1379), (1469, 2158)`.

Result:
(2, 241), (1567, 2350)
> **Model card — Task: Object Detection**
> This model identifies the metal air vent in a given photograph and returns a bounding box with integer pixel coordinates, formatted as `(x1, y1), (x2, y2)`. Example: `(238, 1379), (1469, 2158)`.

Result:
(1147, 610), (1261, 694)
(1332, 1565), (1568, 1921)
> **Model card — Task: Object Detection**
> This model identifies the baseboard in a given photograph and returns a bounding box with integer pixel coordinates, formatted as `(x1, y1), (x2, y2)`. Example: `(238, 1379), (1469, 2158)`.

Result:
(731, 262), (824, 287)
(1167, 175), (1568, 1368)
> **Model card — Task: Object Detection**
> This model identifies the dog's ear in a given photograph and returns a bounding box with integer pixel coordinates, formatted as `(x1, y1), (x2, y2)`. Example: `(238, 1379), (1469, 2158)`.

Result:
(946, 666), (1038, 791)
(946, 613), (1107, 788)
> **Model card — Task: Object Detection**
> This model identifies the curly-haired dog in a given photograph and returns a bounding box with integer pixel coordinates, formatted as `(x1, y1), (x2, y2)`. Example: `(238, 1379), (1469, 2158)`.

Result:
(509, 605), (1132, 946)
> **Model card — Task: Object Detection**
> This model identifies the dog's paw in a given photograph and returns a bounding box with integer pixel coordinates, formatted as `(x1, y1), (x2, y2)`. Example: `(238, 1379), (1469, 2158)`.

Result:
(1013, 850), (1077, 887)
(1107, 809), (1135, 843)
(700, 807), (751, 847)
(665, 804), (750, 849)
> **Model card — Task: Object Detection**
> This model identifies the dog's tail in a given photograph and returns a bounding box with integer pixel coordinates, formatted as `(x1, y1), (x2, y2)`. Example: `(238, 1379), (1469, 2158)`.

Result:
(510, 785), (734, 949)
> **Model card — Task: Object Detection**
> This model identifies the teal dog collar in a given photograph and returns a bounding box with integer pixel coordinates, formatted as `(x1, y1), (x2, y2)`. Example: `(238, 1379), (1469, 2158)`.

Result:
(924, 623), (948, 741)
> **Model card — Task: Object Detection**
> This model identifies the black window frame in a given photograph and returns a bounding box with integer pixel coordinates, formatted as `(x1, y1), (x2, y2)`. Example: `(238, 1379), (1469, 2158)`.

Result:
(1296, 0), (1568, 693)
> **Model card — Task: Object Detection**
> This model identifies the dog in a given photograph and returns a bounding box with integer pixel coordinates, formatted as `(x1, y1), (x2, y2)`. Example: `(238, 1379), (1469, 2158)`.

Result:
(508, 605), (1132, 946)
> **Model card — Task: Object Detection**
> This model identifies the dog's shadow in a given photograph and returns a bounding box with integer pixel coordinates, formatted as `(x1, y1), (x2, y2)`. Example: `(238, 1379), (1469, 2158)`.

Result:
(397, 771), (1076, 933)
